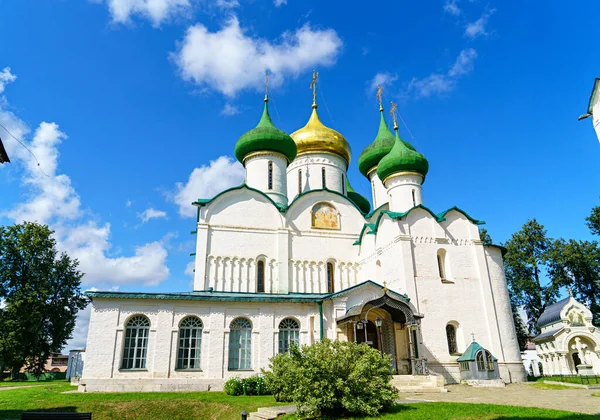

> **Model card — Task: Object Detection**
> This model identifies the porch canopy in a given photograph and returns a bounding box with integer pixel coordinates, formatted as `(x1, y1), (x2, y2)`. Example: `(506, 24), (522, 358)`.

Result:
(336, 292), (421, 325)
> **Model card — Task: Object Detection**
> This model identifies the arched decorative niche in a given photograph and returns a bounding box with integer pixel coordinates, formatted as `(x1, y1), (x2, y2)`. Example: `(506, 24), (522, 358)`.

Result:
(311, 202), (340, 230)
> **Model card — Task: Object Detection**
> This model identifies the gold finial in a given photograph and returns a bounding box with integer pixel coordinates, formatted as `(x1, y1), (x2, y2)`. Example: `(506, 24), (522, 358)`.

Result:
(389, 101), (398, 131)
(376, 84), (384, 112)
(382, 281), (388, 293)
(567, 287), (572, 297)
(310, 69), (319, 108)
(264, 72), (269, 102)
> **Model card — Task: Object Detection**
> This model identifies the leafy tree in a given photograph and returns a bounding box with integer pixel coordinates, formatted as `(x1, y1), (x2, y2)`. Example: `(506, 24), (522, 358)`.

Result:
(503, 219), (559, 334)
(0, 222), (88, 378)
(479, 228), (493, 245)
(263, 340), (397, 418)
(586, 204), (600, 236)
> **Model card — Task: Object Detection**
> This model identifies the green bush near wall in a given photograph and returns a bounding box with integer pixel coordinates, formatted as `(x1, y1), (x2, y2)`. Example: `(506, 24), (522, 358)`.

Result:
(14, 372), (67, 381)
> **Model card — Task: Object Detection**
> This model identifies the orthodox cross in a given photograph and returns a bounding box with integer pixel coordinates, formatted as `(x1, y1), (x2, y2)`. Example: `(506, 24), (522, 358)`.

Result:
(376, 84), (383, 111)
(264, 72), (269, 102)
(471, 332), (476, 342)
(310, 70), (319, 106)
(389, 101), (398, 130)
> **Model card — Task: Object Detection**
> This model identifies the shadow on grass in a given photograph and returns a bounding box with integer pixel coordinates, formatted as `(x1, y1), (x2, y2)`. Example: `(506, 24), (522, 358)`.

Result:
(494, 417), (600, 420)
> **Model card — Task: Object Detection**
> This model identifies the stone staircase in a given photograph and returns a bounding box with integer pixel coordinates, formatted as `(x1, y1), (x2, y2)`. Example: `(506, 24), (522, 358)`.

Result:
(248, 405), (296, 420)
(390, 374), (448, 393)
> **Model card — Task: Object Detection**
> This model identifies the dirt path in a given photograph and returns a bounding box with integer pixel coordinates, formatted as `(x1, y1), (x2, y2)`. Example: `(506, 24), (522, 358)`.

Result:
(398, 383), (600, 415)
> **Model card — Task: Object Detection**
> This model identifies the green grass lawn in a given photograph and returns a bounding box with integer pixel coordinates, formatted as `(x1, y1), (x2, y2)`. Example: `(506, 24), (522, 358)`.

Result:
(527, 382), (574, 390)
(0, 380), (69, 388)
(530, 375), (600, 385)
(0, 384), (596, 420)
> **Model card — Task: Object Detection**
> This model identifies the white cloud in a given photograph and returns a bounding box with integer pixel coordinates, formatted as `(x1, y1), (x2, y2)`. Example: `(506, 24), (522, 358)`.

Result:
(1, 69), (170, 289)
(125, 199), (133, 207)
(137, 207), (168, 223)
(368, 72), (398, 93)
(465, 8), (496, 39)
(274, 0), (287, 6)
(221, 103), (240, 116)
(0, 67), (17, 93)
(216, 0), (239, 8)
(185, 261), (195, 277)
(443, 0), (461, 16)
(64, 304), (91, 351)
(407, 48), (477, 98)
(102, 0), (191, 26)
(173, 16), (342, 97)
(173, 156), (244, 218)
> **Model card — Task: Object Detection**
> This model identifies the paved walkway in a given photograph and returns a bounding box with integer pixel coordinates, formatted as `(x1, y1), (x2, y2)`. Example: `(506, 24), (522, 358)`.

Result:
(397, 383), (600, 415)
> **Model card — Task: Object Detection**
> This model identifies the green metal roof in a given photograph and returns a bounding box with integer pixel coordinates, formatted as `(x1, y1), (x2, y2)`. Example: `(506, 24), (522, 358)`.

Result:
(377, 130), (428, 182)
(193, 183), (288, 212)
(85, 280), (408, 303)
(234, 100), (297, 164)
(346, 178), (371, 214)
(456, 341), (497, 362)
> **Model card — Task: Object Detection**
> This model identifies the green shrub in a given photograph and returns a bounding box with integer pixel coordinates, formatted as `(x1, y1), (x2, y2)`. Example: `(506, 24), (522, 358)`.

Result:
(223, 377), (243, 396)
(263, 339), (398, 418)
(224, 375), (270, 396)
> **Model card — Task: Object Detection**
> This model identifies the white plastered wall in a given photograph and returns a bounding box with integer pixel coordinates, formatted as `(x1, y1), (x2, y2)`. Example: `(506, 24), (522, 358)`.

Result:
(286, 153), (347, 199)
(368, 170), (388, 209)
(244, 153), (288, 206)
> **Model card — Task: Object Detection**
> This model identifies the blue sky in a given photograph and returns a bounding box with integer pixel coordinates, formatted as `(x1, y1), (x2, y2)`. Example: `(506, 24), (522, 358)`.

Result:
(0, 0), (599, 348)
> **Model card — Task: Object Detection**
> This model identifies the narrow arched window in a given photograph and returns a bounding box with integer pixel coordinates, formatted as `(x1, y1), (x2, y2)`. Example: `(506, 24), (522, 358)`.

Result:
(437, 249), (447, 280)
(257, 260), (265, 293)
(446, 324), (457, 355)
(176, 317), (203, 370)
(121, 315), (150, 370)
(298, 169), (302, 194)
(341, 174), (345, 194)
(412, 189), (416, 207)
(267, 161), (273, 190)
(322, 167), (326, 188)
(229, 318), (252, 370)
(326, 262), (334, 293)
(278, 318), (300, 353)
(486, 351), (494, 371)
(476, 350), (485, 371)
(372, 180), (377, 208)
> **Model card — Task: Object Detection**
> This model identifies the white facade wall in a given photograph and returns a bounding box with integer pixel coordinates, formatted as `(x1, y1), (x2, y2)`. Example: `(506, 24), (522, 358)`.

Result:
(384, 173), (424, 213)
(367, 170), (388, 209)
(286, 153), (347, 199)
(244, 152), (288, 206)
(592, 86), (600, 142)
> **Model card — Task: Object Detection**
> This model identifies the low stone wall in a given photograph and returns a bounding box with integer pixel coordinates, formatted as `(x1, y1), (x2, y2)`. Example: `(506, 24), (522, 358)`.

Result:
(78, 378), (225, 393)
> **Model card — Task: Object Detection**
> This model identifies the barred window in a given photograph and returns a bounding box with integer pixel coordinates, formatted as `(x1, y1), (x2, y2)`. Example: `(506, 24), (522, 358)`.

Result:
(298, 169), (302, 194)
(121, 315), (150, 370)
(268, 161), (273, 190)
(257, 260), (265, 293)
(229, 318), (252, 370)
(446, 324), (457, 355)
(176, 317), (203, 370)
(278, 318), (300, 353)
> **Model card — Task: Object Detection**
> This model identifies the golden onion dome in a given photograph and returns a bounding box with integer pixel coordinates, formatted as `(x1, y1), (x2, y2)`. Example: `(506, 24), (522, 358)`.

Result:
(290, 104), (352, 165)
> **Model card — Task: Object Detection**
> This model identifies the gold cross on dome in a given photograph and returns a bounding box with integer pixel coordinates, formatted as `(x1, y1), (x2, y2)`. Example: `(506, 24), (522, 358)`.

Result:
(310, 70), (319, 106)
(264, 72), (269, 101)
(382, 281), (388, 293)
(376, 84), (383, 111)
(390, 101), (398, 130)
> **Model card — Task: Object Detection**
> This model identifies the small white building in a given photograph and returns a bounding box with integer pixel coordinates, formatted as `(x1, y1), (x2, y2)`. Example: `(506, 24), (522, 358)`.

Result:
(66, 349), (86, 380)
(533, 295), (600, 376)
(521, 342), (541, 377)
(80, 82), (526, 392)
(579, 77), (600, 143)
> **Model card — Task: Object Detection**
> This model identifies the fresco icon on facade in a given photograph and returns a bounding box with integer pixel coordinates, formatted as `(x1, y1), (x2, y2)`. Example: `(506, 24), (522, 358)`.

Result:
(567, 309), (585, 327)
(312, 202), (339, 229)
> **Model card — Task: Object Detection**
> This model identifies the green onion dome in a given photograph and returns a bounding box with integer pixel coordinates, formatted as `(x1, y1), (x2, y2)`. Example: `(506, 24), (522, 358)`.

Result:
(346, 178), (371, 214)
(376, 129), (428, 183)
(357, 110), (416, 178)
(235, 99), (297, 164)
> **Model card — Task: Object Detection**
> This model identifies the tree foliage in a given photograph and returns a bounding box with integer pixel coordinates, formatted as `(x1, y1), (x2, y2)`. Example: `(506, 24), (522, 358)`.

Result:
(479, 228), (493, 246)
(586, 205), (600, 236)
(0, 222), (88, 377)
(263, 340), (397, 418)
(503, 219), (559, 334)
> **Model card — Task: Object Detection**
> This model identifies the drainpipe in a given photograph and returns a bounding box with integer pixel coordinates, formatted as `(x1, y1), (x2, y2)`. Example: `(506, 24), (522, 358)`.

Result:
(318, 301), (324, 341)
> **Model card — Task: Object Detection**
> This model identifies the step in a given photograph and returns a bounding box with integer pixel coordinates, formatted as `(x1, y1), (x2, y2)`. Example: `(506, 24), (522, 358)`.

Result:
(395, 386), (448, 393)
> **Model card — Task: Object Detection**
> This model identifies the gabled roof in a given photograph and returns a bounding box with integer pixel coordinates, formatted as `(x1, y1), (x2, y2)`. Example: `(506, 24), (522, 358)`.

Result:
(532, 328), (562, 342)
(193, 183), (287, 212)
(457, 341), (497, 362)
(537, 297), (572, 328)
(85, 280), (408, 304)
(0, 137), (10, 163)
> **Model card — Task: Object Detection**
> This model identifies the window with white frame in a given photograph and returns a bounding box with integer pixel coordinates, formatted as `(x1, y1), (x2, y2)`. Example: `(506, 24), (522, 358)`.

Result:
(229, 317), (252, 370)
(176, 316), (203, 370)
(121, 315), (150, 370)
(278, 318), (300, 353)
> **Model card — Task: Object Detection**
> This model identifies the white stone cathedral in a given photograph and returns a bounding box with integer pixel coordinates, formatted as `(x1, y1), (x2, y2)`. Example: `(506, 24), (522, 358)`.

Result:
(80, 80), (526, 392)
